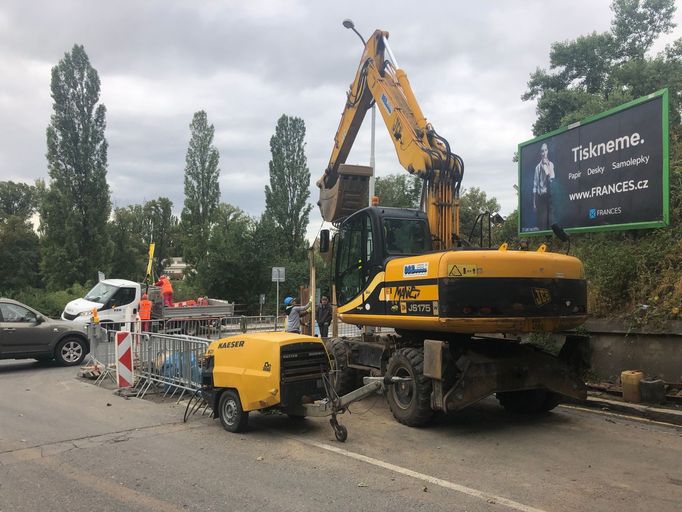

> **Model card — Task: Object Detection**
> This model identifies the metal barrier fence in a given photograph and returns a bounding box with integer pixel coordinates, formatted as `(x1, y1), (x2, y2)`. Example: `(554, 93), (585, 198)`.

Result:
(86, 324), (208, 398)
(134, 332), (209, 399)
(84, 314), (394, 395)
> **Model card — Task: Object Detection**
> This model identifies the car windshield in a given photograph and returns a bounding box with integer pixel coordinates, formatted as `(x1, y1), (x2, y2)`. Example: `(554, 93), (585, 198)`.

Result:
(84, 282), (118, 304)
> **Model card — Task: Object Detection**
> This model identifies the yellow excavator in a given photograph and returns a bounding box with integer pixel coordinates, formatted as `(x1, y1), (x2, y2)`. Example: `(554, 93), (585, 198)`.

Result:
(316, 28), (589, 426)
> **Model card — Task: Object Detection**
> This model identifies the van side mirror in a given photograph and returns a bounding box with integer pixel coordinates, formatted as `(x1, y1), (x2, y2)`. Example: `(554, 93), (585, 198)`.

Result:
(320, 229), (330, 253)
(35, 314), (45, 324)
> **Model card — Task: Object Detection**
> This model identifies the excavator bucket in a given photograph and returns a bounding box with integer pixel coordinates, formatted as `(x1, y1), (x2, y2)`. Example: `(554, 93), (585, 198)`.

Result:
(317, 164), (373, 222)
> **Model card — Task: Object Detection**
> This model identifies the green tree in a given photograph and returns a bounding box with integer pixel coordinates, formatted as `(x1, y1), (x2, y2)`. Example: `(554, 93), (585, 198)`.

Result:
(523, 0), (679, 136)
(144, 197), (176, 278)
(0, 216), (41, 293)
(197, 204), (254, 305)
(458, 187), (501, 244)
(41, 44), (111, 288)
(109, 206), (147, 280)
(181, 110), (221, 268)
(264, 115), (312, 255)
(0, 181), (37, 222)
(374, 173), (422, 208)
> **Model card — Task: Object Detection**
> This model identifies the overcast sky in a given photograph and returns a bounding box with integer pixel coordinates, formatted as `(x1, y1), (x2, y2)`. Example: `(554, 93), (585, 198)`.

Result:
(1, 1), (679, 238)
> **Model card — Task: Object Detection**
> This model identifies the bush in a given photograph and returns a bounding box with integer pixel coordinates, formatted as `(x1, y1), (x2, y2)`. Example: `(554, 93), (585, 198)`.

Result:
(13, 283), (90, 318)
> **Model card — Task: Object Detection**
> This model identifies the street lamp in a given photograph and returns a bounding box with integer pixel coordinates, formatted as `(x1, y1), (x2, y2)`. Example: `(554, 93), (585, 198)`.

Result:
(343, 19), (375, 207)
(342, 19), (366, 45)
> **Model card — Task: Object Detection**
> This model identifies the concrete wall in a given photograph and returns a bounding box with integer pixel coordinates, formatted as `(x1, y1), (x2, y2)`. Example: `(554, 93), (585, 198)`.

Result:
(583, 320), (682, 384)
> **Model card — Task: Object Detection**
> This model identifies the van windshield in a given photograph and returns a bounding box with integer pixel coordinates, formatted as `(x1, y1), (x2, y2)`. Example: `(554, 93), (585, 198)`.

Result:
(84, 282), (118, 304)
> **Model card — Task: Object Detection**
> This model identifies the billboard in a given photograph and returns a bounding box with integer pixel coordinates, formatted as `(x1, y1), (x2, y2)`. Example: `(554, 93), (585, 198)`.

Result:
(518, 89), (669, 235)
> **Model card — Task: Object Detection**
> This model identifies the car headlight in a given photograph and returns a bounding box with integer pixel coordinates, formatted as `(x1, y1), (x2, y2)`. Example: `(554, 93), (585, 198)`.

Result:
(77, 311), (92, 317)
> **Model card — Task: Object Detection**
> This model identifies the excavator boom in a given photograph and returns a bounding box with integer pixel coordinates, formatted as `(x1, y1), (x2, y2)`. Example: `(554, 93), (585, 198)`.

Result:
(317, 30), (463, 249)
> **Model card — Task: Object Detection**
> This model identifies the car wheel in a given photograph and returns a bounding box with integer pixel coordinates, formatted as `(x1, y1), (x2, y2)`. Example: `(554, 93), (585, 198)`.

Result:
(55, 336), (87, 366)
(219, 389), (249, 433)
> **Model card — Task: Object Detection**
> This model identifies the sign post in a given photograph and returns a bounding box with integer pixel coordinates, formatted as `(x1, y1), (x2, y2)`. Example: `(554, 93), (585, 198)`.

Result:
(271, 267), (285, 330)
(259, 293), (266, 317)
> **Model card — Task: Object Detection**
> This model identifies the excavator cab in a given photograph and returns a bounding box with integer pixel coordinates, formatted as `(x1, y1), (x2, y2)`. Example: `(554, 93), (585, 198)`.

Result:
(331, 207), (431, 307)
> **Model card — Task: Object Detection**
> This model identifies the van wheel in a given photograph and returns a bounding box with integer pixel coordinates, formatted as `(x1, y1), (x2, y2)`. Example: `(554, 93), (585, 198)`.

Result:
(55, 337), (87, 366)
(219, 390), (249, 432)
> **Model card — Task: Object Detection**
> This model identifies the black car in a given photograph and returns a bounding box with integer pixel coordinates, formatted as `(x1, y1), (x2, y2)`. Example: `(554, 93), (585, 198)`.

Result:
(0, 298), (89, 366)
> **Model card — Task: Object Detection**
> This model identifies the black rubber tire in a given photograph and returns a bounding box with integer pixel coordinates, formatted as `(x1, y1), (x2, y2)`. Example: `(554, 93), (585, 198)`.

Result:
(497, 389), (562, 413)
(329, 339), (358, 396)
(385, 347), (433, 427)
(54, 336), (87, 366)
(334, 423), (348, 442)
(219, 389), (249, 433)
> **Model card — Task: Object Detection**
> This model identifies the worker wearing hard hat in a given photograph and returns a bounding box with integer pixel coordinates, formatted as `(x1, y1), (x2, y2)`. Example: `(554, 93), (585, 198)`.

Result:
(284, 296), (312, 334)
(154, 275), (174, 307)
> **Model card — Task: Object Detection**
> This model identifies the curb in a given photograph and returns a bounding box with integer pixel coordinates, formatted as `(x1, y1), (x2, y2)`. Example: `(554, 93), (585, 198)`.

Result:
(566, 395), (682, 426)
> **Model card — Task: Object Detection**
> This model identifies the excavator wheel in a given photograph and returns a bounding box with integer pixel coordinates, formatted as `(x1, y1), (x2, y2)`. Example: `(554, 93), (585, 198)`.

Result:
(328, 338), (358, 396)
(386, 347), (433, 427)
(496, 389), (561, 414)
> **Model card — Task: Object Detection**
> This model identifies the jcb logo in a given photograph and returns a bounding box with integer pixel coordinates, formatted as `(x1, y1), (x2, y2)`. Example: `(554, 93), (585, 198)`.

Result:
(532, 288), (551, 307)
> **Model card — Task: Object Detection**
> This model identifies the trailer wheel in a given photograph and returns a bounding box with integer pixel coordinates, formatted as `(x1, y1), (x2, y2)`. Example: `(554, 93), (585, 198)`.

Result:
(218, 390), (249, 432)
(386, 347), (433, 427)
(496, 389), (561, 413)
(329, 339), (357, 396)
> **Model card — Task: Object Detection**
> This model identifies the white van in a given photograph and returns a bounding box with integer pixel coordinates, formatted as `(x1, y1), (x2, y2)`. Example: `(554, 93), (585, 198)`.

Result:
(62, 279), (234, 326)
(62, 279), (142, 324)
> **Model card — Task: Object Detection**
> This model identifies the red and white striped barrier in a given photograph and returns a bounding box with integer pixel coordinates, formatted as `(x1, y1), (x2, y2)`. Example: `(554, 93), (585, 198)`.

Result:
(115, 331), (134, 388)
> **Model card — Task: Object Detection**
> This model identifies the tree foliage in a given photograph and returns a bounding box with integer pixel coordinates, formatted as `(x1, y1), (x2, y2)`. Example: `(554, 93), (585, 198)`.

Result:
(523, 0), (680, 136)
(181, 110), (221, 267)
(109, 206), (147, 280)
(374, 173), (422, 208)
(264, 115), (312, 255)
(144, 197), (176, 277)
(0, 181), (38, 222)
(458, 187), (501, 244)
(41, 44), (111, 289)
(0, 216), (41, 293)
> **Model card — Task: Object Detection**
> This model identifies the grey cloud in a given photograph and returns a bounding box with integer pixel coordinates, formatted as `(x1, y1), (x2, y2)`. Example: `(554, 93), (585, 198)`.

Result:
(0, 0), (677, 235)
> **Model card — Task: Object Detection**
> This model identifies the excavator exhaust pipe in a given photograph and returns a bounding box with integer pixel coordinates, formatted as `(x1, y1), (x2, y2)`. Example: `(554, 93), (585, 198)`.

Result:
(317, 164), (374, 222)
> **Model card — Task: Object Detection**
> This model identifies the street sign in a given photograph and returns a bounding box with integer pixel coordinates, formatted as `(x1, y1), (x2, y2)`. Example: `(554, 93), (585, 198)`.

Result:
(271, 267), (285, 282)
(259, 294), (266, 305)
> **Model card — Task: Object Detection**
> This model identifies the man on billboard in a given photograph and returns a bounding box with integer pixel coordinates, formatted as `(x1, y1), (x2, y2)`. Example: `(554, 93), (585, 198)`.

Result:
(533, 142), (555, 229)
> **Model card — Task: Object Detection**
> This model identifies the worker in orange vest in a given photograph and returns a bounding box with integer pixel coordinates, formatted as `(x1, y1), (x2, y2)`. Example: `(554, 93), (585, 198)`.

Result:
(139, 293), (153, 331)
(154, 275), (174, 307)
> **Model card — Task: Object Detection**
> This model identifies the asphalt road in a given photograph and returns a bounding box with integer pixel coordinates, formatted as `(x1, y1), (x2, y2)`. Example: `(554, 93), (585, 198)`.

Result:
(1, 359), (681, 512)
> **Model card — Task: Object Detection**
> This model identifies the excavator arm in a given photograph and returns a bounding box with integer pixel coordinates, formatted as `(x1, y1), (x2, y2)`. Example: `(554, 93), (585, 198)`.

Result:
(317, 29), (464, 249)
